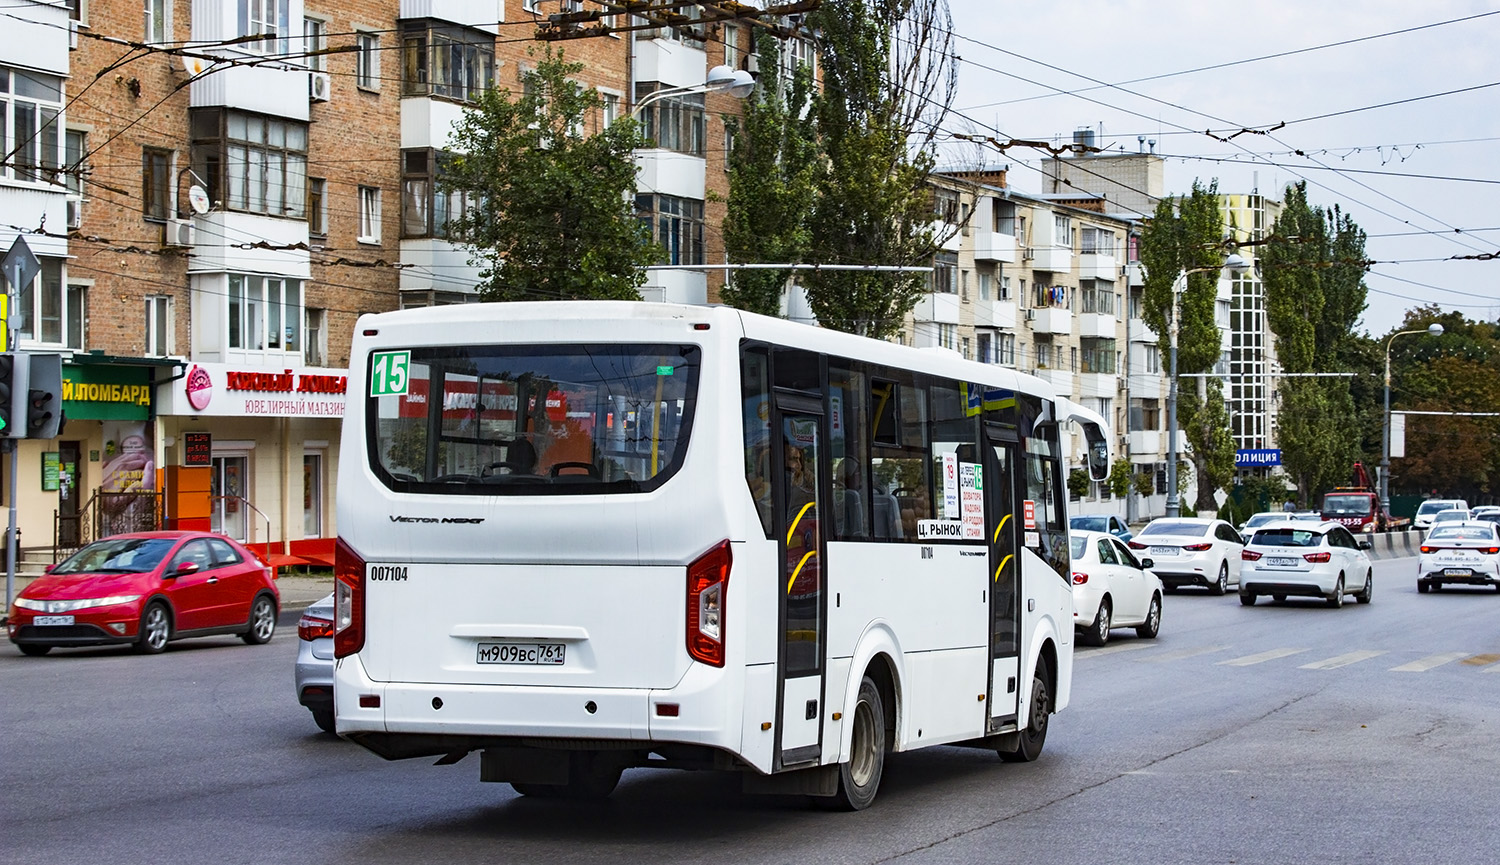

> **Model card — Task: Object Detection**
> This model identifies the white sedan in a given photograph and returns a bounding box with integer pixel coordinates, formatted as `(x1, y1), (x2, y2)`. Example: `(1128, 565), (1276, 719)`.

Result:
(1417, 522), (1500, 593)
(1239, 521), (1374, 607)
(1071, 531), (1164, 646)
(1129, 517), (1245, 595)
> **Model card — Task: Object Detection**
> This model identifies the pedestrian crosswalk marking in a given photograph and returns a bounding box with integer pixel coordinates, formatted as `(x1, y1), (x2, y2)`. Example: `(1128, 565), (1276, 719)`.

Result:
(1218, 648), (1308, 667)
(1390, 652), (1469, 672)
(1299, 650), (1388, 670)
(1460, 653), (1500, 667)
(1140, 645), (1231, 663)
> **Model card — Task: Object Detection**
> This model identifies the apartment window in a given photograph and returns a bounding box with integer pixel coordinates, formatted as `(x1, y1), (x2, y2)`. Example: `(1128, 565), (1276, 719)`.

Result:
(933, 188), (960, 223)
(600, 91), (621, 130)
(724, 24), (740, 68)
(358, 186), (381, 243)
(960, 269), (970, 301)
(993, 199), (1016, 234)
(635, 194), (704, 265)
(1, 68), (64, 184)
(979, 272), (992, 301)
(145, 296), (172, 356)
(401, 149), (471, 239)
(1081, 338), (1117, 374)
(1035, 341), (1051, 369)
(145, 0), (168, 43)
(305, 308), (326, 366)
(1080, 280), (1116, 315)
(356, 32), (379, 89)
(930, 252), (957, 294)
(16, 259), (85, 349)
(306, 177), (326, 236)
(1081, 226), (1115, 255)
(780, 35), (815, 83)
(1144, 344), (1159, 374)
(977, 332), (992, 364)
(303, 17), (326, 70)
(1000, 275), (1011, 301)
(143, 147), (171, 221)
(64, 128), (85, 196)
(401, 20), (494, 103)
(998, 332), (1016, 365)
(228, 274), (301, 354)
(635, 83), (705, 155)
(1053, 214), (1073, 249)
(241, 0), (290, 55)
(1034, 281), (1065, 309)
(937, 324), (956, 350)
(190, 108), (308, 218)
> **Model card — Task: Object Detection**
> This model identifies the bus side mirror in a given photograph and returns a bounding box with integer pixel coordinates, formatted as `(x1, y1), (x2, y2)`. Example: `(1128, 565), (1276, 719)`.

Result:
(1083, 422), (1109, 482)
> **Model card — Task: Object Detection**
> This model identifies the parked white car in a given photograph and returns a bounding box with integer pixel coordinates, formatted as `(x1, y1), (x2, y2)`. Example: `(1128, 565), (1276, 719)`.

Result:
(1130, 517), (1245, 595)
(1070, 531), (1164, 646)
(1417, 522), (1500, 593)
(1239, 521), (1374, 607)
(1414, 499), (1470, 530)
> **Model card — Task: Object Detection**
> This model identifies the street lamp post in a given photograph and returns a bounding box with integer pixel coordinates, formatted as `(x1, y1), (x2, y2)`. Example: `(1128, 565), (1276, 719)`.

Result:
(1165, 253), (1250, 518)
(630, 64), (755, 119)
(1380, 322), (1444, 514)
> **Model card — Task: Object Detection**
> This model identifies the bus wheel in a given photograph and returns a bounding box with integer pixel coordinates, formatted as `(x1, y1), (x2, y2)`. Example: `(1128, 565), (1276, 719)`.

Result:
(827, 676), (886, 811)
(999, 664), (1051, 763)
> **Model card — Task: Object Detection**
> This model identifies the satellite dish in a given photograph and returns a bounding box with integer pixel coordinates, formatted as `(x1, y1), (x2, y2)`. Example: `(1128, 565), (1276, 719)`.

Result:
(182, 55), (210, 77)
(188, 185), (210, 214)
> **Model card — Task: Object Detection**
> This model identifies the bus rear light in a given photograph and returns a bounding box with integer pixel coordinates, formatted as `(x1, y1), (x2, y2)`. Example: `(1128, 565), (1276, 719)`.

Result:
(1071, 572), (1088, 585)
(1183, 543), (1212, 552)
(686, 540), (732, 667)
(1242, 550), (1263, 561)
(1303, 552), (1332, 563)
(333, 537), (366, 659)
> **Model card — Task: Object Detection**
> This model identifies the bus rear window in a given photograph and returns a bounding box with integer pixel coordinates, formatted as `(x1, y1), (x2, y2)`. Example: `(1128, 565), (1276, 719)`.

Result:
(368, 343), (700, 495)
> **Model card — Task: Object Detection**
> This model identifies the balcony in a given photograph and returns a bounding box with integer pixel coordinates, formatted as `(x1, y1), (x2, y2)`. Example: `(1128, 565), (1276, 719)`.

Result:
(1078, 313), (1117, 339)
(933, 221), (963, 253)
(1078, 252), (1117, 280)
(913, 292), (961, 324)
(1126, 260), (1145, 287)
(639, 270), (707, 306)
(190, 65), (310, 123)
(1035, 367), (1075, 395)
(1128, 430), (1162, 456)
(401, 97), (467, 150)
(188, 212), (310, 278)
(634, 151), (707, 200)
(400, 238), (480, 291)
(971, 226), (1016, 263)
(973, 299), (1017, 330)
(1030, 245), (1072, 273)
(633, 35), (707, 89)
(1078, 372), (1114, 399)
(1129, 319), (1157, 343)
(399, 0), (500, 29)
(1027, 307), (1072, 336)
(1129, 371), (1165, 397)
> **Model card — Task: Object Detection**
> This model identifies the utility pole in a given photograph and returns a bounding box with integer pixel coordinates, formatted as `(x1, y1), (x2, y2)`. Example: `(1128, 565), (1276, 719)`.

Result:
(3, 234), (41, 609)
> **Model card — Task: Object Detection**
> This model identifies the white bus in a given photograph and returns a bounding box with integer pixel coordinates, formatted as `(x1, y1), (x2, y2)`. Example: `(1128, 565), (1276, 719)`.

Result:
(333, 301), (1109, 809)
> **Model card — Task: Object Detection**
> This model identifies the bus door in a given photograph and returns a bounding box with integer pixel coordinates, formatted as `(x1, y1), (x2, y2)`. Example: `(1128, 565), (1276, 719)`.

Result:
(983, 423), (1022, 732)
(772, 391), (827, 769)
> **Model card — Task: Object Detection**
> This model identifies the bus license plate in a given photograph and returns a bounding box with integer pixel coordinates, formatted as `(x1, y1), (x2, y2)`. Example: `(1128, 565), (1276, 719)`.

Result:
(35, 615), (74, 626)
(1268, 558), (1298, 567)
(477, 642), (565, 665)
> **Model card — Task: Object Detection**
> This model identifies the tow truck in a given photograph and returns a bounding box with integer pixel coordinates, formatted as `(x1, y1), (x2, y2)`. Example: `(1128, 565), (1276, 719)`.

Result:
(1321, 462), (1409, 533)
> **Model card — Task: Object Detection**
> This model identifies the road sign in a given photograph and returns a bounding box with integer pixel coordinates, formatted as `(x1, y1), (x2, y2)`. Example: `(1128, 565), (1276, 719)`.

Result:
(3, 235), (41, 299)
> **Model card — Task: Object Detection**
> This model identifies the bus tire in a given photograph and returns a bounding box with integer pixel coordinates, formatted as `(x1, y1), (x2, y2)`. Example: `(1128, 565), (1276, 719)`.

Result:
(999, 663), (1051, 763)
(825, 675), (886, 811)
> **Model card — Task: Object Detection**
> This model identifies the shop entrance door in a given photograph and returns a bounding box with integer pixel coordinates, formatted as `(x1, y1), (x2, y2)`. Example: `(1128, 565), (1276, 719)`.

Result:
(57, 441), (82, 547)
(210, 455), (249, 541)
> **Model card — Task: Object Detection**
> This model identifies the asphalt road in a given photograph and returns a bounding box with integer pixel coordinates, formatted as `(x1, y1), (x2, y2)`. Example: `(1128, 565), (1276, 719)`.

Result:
(3, 555), (1497, 865)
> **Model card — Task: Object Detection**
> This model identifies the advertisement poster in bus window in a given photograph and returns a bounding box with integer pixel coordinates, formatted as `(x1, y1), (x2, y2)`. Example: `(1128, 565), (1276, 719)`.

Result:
(960, 463), (984, 540)
(942, 452), (959, 519)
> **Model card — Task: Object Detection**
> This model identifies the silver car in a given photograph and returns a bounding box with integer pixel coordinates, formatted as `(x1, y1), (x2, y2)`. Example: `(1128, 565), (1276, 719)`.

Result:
(295, 593), (335, 734)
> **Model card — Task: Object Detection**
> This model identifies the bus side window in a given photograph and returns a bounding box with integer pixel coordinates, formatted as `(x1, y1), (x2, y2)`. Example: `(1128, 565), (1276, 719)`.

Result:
(741, 344), (774, 538)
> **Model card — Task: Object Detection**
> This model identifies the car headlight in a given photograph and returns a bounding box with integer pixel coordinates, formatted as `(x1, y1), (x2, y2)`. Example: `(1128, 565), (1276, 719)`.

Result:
(17, 595), (141, 613)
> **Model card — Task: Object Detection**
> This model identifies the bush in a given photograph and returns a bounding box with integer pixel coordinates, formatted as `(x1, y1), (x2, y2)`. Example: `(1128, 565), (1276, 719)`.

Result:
(1068, 468), (1091, 500)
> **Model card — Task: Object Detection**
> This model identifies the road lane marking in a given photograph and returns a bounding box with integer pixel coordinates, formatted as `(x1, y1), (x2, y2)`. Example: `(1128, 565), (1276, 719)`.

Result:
(1138, 645), (1231, 663)
(1389, 652), (1469, 672)
(1299, 650), (1389, 670)
(1460, 653), (1500, 667)
(1217, 648), (1308, 666)
(1074, 642), (1155, 659)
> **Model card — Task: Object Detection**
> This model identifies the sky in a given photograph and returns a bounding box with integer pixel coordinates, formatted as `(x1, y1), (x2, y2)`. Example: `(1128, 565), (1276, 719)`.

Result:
(937, 0), (1500, 337)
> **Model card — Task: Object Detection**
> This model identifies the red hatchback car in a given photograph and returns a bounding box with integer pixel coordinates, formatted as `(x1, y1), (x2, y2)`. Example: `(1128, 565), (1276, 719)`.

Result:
(6, 531), (279, 656)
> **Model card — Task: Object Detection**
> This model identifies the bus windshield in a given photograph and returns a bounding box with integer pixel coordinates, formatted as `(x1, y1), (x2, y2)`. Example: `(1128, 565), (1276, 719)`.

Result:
(368, 343), (701, 495)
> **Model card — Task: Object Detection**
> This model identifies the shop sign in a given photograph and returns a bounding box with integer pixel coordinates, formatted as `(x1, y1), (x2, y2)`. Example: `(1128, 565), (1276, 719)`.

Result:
(184, 432), (212, 467)
(159, 362), (348, 418)
(62, 364), (152, 421)
(42, 451), (61, 492)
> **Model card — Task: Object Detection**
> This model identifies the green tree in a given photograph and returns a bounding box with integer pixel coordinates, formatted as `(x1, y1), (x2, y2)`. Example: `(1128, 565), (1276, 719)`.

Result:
(720, 36), (817, 316)
(800, 0), (958, 338)
(1262, 182), (1368, 500)
(1108, 458), (1133, 499)
(1139, 180), (1236, 511)
(442, 48), (658, 302)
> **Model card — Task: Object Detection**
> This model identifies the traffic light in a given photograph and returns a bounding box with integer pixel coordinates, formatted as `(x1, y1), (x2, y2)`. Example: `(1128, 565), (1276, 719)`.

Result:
(0, 353), (14, 437)
(23, 353), (63, 440)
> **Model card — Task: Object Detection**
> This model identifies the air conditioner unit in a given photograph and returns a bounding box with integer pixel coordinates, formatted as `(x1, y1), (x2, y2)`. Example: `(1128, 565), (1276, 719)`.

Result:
(1022, 247), (1034, 260)
(65, 198), (82, 230)
(309, 71), (331, 103)
(1024, 309), (1036, 321)
(165, 217), (195, 247)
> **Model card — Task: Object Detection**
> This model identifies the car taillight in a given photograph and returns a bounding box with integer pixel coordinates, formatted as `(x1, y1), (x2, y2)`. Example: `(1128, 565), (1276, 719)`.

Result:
(1072, 572), (1088, 585)
(1420, 545), (1437, 554)
(1127, 541), (1148, 550)
(333, 537), (365, 659)
(298, 612), (335, 641)
(686, 540), (732, 667)
(1303, 552), (1332, 563)
(1242, 550), (1262, 561)
(1183, 543), (1212, 552)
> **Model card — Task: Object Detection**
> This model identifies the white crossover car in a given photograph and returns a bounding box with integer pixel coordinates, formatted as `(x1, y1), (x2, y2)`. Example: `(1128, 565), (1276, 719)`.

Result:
(1417, 522), (1500, 593)
(1413, 499), (1469, 530)
(1239, 521), (1373, 607)
(1070, 531), (1164, 647)
(1130, 517), (1245, 595)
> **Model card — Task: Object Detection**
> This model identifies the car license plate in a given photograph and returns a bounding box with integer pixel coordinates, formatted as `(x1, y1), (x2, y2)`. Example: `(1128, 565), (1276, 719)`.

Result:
(477, 642), (565, 665)
(1268, 558), (1298, 567)
(34, 615), (74, 626)
(1151, 546), (1175, 555)
(1443, 568), (1473, 577)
